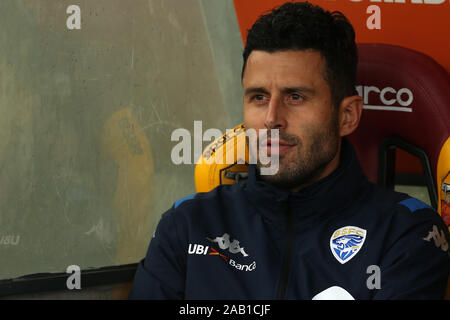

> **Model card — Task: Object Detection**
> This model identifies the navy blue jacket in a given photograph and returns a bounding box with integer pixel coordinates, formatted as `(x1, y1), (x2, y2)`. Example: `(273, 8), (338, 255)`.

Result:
(129, 139), (450, 299)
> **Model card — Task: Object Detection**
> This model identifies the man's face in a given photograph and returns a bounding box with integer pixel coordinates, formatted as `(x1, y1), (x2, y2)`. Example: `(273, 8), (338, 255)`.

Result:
(243, 49), (341, 191)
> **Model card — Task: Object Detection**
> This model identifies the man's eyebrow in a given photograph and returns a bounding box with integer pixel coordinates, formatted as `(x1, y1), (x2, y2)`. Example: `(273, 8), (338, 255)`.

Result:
(244, 86), (316, 96)
(282, 86), (315, 95)
(244, 87), (270, 96)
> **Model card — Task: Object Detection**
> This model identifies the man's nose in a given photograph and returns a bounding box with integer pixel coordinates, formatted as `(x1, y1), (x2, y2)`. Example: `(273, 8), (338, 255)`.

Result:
(264, 97), (287, 130)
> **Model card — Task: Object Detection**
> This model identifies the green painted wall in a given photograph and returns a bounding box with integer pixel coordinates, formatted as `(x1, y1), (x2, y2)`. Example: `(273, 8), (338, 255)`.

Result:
(0, 0), (243, 280)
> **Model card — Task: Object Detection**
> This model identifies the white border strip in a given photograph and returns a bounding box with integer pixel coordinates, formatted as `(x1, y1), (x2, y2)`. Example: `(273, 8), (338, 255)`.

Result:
(363, 105), (412, 112)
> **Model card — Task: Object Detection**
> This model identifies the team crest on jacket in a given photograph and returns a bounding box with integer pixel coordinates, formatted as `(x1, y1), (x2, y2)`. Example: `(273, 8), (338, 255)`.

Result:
(330, 226), (367, 264)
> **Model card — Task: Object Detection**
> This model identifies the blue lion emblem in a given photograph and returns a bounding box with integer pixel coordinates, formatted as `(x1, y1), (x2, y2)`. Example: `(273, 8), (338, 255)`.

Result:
(331, 234), (364, 262)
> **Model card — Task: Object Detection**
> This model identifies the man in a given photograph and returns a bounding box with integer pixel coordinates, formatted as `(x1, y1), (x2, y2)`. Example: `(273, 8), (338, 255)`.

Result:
(129, 2), (449, 299)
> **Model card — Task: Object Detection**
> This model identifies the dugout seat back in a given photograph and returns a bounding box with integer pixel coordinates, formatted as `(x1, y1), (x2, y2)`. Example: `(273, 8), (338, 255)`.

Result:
(347, 44), (450, 226)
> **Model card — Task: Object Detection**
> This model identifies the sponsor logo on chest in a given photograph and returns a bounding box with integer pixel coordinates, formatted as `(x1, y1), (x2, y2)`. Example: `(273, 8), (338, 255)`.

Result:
(188, 233), (256, 272)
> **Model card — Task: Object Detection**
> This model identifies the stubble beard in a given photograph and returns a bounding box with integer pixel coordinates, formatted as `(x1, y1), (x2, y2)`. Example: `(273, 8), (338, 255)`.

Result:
(257, 111), (340, 190)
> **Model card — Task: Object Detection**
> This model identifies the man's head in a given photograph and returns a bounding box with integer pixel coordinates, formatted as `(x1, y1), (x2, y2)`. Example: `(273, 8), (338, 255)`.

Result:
(242, 1), (363, 191)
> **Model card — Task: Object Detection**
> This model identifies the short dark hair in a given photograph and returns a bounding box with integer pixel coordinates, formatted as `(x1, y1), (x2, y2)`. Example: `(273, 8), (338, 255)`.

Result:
(242, 1), (357, 109)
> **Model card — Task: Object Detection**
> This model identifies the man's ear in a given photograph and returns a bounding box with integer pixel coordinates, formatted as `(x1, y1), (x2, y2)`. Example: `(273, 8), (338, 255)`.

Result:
(338, 95), (363, 137)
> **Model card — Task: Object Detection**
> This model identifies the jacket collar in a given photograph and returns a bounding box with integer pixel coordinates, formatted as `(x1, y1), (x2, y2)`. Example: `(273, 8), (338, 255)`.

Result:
(244, 138), (368, 222)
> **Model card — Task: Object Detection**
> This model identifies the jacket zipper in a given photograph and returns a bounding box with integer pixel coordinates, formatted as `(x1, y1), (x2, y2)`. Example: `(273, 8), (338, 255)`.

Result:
(276, 202), (294, 299)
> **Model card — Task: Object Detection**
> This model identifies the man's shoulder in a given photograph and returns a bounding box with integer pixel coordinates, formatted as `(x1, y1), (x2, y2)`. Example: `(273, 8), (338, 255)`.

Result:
(366, 184), (449, 244)
(380, 186), (440, 220)
(366, 183), (433, 215)
(393, 195), (447, 233)
(362, 183), (447, 231)
(396, 197), (434, 214)
(156, 184), (247, 242)
(166, 183), (248, 228)
(171, 184), (240, 210)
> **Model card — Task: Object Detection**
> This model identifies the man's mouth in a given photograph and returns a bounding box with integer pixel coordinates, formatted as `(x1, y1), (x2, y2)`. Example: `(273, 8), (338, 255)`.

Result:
(263, 138), (296, 156)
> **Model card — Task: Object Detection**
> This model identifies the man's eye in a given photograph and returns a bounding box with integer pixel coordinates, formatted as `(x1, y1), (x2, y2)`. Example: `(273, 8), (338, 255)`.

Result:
(251, 94), (267, 103)
(287, 93), (304, 104)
